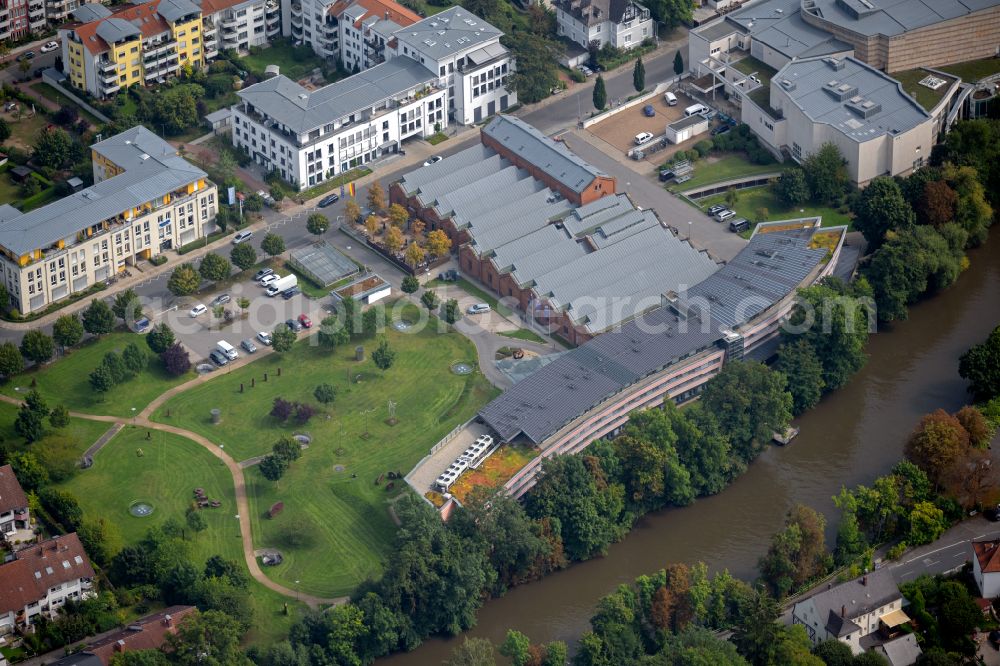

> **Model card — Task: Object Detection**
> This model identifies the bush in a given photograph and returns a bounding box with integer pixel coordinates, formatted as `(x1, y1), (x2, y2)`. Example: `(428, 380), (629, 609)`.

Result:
(149, 255), (168, 266)
(568, 68), (586, 83)
(694, 140), (714, 157)
(294, 402), (314, 424)
(271, 397), (294, 421)
(267, 502), (284, 519)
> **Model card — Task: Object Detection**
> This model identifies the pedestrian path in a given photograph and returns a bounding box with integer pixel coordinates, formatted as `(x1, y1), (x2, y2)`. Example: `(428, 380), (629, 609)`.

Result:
(82, 422), (124, 460)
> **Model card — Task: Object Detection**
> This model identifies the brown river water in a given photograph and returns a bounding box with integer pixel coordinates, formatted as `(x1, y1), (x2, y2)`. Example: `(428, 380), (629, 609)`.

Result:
(382, 232), (1000, 664)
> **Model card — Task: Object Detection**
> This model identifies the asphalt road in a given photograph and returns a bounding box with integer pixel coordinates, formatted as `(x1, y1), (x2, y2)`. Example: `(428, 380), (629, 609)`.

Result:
(1, 50), (58, 85)
(886, 516), (1000, 584)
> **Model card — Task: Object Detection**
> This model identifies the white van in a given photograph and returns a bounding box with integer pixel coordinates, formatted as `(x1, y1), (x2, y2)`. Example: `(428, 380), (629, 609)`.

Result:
(664, 91), (678, 106)
(684, 103), (708, 117)
(216, 340), (238, 361)
(634, 132), (654, 145)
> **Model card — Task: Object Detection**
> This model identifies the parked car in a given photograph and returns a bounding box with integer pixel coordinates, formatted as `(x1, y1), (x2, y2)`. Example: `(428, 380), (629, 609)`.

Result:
(658, 169), (676, 182)
(438, 269), (459, 282)
(467, 303), (491, 315)
(254, 268), (274, 281)
(423, 155), (443, 166)
(281, 286), (301, 300)
(232, 230), (253, 244)
(189, 304), (207, 317)
(317, 193), (340, 208)
(297, 314), (312, 328)
(241, 339), (258, 354)
(711, 124), (731, 136)
(286, 318), (303, 332)
(634, 132), (654, 145)
(256, 331), (273, 346)
(16, 51), (35, 61)
(260, 274), (279, 287)
(134, 317), (151, 333)
(209, 350), (229, 366)
(642, 105), (655, 117)
(40, 41), (59, 53)
(210, 293), (231, 306)
(706, 204), (728, 216)
(577, 65), (593, 77)
(715, 209), (736, 222)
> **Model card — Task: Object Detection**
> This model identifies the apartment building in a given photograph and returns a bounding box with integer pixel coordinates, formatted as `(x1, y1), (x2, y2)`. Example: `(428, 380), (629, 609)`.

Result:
(202, 0), (280, 53)
(0, 127), (217, 315)
(0, 533), (95, 637)
(60, 0), (206, 99)
(0, 0), (46, 42)
(232, 56), (447, 189)
(553, 0), (654, 51)
(334, 0), (420, 70)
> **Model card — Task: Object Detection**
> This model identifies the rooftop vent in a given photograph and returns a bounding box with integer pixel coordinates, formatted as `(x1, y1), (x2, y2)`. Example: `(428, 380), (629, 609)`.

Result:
(823, 80), (858, 101)
(823, 56), (845, 71)
(846, 97), (881, 118)
(780, 78), (796, 91)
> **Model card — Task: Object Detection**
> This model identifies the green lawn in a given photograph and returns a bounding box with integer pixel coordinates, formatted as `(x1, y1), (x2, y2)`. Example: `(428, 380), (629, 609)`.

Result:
(732, 56), (777, 87)
(28, 83), (104, 125)
(0, 332), (194, 418)
(670, 153), (781, 191)
(151, 303), (499, 596)
(696, 186), (853, 232)
(57, 426), (304, 646)
(940, 57), (1000, 83)
(242, 42), (332, 82)
(0, 171), (21, 206)
(281, 262), (330, 299)
(296, 167), (372, 203)
(892, 69), (953, 111)
(498, 328), (547, 344)
(0, 401), (111, 450)
(426, 132), (449, 145)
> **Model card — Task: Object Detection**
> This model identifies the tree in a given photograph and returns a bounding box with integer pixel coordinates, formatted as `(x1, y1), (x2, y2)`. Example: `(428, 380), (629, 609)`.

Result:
(387, 203), (409, 228)
(112, 288), (143, 325)
(0, 118), (9, 143)
(364, 214), (380, 237)
(593, 74), (607, 110)
(49, 404), (70, 429)
(166, 610), (252, 666)
(271, 325), (296, 353)
(244, 193), (264, 212)
(909, 500), (947, 545)
(39, 487), (83, 530)
(505, 32), (560, 104)
(500, 630), (531, 666)
(700, 361), (791, 462)
(384, 226), (404, 253)
(82, 299), (116, 336)
(802, 143), (848, 204)
(8, 452), (48, 491)
(122, 342), (147, 374)
(0, 341), (24, 378)
(101, 351), (129, 385)
(404, 243), (425, 268)
(758, 505), (829, 598)
(959, 325), (1000, 402)
(150, 86), (202, 136)
(314, 383), (336, 405)
(345, 197), (361, 223)
(147, 323), (175, 354)
(20, 330), (54, 365)
(812, 639), (854, 666)
(725, 187), (739, 208)
(673, 50), (684, 76)
(421, 290), (439, 310)
(273, 436), (302, 463)
(199, 253), (231, 282)
(261, 233), (286, 257)
(259, 454), (288, 482)
(367, 181), (386, 213)
(371, 335), (395, 372)
(306, 213), (329, 236)
(168, 263), (201, 296)
(954, 405), (991, 448)
(411, 218), (426, 237)
(89, 364), (115, 393)
(230, 243), (257, 271)
(905, 409), (970, 489)
(646, 0), (694, 28)
(401, 275), (420, 294)
(918, 179), (958, 228)
(632, 56), (645, 92)
(53, 314), (84, 351)
(186, 509), (207, 532)
(426, 229), (452, 257)
(161, 343), (191, 377)
(78, 517), (123, 567)
(443, 298), (460, 324)
(732, 587), (781, 666)
(15, 390), (48, 442)
(852, 176), (914, 249)
(33, 126), (77, 169)
(446, 637), (496, 666)
(270, 397), (294, 421)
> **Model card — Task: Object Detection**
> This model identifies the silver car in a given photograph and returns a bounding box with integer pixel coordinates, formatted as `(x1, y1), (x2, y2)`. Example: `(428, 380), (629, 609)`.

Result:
(241, 339), (258, 353)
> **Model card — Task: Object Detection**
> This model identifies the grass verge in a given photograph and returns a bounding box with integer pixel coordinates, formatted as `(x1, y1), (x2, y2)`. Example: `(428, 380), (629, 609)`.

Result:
(695, 187), (853, 229)
(670, 153), (780, 191)
(498, 328), (547, 344)
(454, 277), (514, 317)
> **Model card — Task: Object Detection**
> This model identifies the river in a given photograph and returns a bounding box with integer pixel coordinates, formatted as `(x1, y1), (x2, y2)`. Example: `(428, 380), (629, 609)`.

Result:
(382, 232), (1000, 664)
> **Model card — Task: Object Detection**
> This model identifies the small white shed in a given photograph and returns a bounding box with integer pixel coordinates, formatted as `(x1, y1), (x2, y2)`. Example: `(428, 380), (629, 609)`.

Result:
(666, 115), (709, 144)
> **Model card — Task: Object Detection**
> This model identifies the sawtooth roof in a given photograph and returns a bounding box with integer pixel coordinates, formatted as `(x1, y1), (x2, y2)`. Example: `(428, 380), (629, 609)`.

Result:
(773, 55), (930, 142)
(482, 115), (607, 194)
(237, 57), (435, 135)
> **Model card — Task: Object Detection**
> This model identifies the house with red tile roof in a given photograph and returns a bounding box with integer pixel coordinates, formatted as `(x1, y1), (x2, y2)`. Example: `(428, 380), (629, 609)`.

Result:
(0, 533), (96, 636)
(972, 539), (1000, 598)
(82, 605), (197, 664)
(0, 465), (31, 545)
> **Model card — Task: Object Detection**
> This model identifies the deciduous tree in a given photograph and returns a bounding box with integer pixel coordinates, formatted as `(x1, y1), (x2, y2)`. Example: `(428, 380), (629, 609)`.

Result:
(852, 175), (914, 249)
(53, 314), (84, 351)
(959, 325), (1000, 402)
(401, 275), (419, 294)
(168, 263), (201, 296)
(230, 243), (256, 271)
(776, 339), (825, 414)
(919, 179), (958, 228)
(367, 181), (386, 213)
(387, 203), (408, 228)
(700, 361), (791, 462)
(82, 299), (115, 336)
(271, 325), (296, 353)
(404, 242), (425, 268)
(344, 197), (361, 223)
(161, 343), (191, 376)
(802, 143), (847, 204)
(20, 329), (54, 365)
(0, 341), (24, 377)
(199, 253), (231, 282)
(306, 213), (329, 235)
(426, 229), (452, 257)
(112, 288), (143, 325)
(384, 226), (404, 253)
(147, 323), (175, 354)
(371, 335), (395, 372)
(904, 409), (970, 489)
(261, 233), (285, 257)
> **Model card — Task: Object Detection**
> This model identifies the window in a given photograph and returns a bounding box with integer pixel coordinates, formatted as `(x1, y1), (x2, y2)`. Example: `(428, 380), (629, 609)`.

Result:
(792, 142), (802, 160)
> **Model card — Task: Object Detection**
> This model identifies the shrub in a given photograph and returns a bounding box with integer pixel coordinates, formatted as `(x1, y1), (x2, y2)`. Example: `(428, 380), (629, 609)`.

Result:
(149, 255), (168, 266)
(294, 403), (314, 424)
(271, 397), (294, 421)
(694, 140), (713, 157)
(421, 290), (439, 310)
(160, 343), (191, 376)
(267, 502), (284, 519)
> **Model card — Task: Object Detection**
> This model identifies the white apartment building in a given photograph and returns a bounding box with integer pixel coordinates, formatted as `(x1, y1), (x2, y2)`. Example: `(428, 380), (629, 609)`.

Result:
(283, 0), (338, 58)
(553, 0), (653, 51)
(232, 56), (447, 189)
(335, 0), (420, 70)
(387, 6), (516, 125)
(202, 0), (280, 52)
(0, 127), (217, 315)
(0, 534), (95, 636)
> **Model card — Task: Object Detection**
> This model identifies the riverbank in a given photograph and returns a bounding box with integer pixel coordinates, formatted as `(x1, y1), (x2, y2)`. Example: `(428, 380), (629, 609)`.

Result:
(380, 231), (1000, 665)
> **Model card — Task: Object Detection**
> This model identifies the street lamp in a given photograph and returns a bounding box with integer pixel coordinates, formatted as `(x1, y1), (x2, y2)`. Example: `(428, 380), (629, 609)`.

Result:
(234, 514), (240, 538)
(688, 221), (693, 242)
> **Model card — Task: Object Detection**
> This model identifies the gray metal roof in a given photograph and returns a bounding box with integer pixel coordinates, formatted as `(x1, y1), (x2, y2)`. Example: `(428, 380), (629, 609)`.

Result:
(393, 6), (503, 61)
(237, 58), (435, 135)
(204, 108), (232, 123)
(669, 114), (709, 132)
(796, 569), (900, 636)
(727, 0), (850, 59)
(465, 41), (508, 66)
(289, 241), (357, 286)
(478, 225), (833, 444)
(482, 115), (607, 194)
(434, 165), (532, 219)
(0, 128), (206, 257)
(774, 55), (930, 142)
(802, 0), (1000, 38)
(465, 192), (572, 252)
(397, 143), (494, 195)
(157, 0), (200, 22)
(91, 125), (177, 171)
(879, 634), (922, 666)
(96, 18), (140, 44)
(72, 3), (112, 22)
(694, 17), (746, 41)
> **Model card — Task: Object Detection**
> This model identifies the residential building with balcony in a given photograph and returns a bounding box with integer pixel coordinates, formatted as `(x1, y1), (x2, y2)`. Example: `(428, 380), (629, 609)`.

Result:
(0, 127), (217, 315)
(232, 56), (447, 189)
(0, 533), (95, 637)
(60, 0), (207, 99)
(387, 6), (516, 124)
(0, 465), (31, 547)
(333, 0), (420, 70)
(554, 0), (654, 51)
(284, 0), (338, 57)
(0, 0), (46, 42)
(202, 0), (278, 53)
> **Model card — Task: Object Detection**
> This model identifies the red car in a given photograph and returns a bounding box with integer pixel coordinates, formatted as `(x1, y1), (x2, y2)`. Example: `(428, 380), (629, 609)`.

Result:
(298, 314), (312, 328)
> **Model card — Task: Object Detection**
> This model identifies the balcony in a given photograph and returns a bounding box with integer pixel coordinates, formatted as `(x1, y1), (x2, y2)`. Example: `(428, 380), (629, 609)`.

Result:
(222, 23), (239, 34)
(144, 41), (176, 57)
(221, 16), (239, 28)
(265, 0), (278, 12)
(99, 59), (116, 72)
(266, 23), (280, 36)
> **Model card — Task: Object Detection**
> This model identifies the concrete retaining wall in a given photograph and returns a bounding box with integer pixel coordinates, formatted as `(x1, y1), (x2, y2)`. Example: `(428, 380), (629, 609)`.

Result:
(41, 70), (110, 123)
(582, 75), (686, 129)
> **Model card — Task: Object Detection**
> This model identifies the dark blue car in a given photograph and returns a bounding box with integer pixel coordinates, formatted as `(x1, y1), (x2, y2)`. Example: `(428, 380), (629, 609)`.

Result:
(643, 105), (655, 117)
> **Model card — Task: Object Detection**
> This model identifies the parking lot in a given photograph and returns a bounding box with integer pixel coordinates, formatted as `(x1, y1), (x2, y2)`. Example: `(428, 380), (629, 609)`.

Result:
(587, 88), (692, 155)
